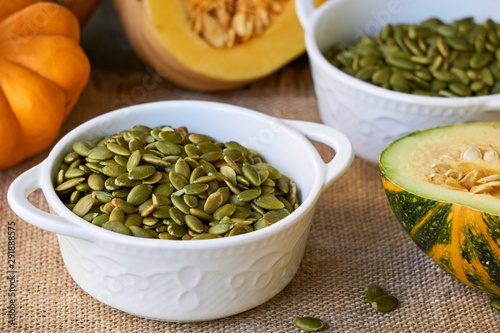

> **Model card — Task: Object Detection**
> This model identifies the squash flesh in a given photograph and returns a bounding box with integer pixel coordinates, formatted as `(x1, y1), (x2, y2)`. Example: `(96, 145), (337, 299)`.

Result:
(380, 123), (500, 216)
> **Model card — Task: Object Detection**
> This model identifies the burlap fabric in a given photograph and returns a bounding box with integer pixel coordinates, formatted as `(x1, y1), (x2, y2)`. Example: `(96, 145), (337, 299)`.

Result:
(1, 2), (500, 332)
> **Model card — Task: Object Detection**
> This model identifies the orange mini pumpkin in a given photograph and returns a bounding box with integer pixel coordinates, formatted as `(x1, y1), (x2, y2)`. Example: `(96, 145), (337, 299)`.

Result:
(0, 0), (90, 169)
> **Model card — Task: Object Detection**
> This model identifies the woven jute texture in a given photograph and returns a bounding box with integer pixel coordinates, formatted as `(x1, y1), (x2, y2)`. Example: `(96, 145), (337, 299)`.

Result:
(1, 2), (500, 332)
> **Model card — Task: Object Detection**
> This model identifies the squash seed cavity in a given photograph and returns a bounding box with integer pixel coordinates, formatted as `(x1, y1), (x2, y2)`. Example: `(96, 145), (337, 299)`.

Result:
(187, 0), (288, 48)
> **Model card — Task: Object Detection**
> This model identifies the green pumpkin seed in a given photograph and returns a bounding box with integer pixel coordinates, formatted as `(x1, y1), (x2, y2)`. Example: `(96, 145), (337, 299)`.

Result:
(263, 209), (289, 224)
(237, 188), (261, 202)
(87, 146), (114, 160)
(72, 194), (95, 217)
(168, 223), (188, 238)
(169, 172), (189, 190)
(188, 207), (213, 221)
(156, 140), (182, 155)
(294, 317), (325, 332)
(92, 213), (109, 226)
(159, 130), (183, 143)
(449, 82), (472, 96)
(127, 184), (153, 206)
(432, 71), (458, 82)
(106, 142), (131, 156)
(69, 190), (81, 204)
(371, 295), (398, 312)
(208, 203), (234, 221)
(129, 165), (156, 180)
(183, 183), (209, 195)
(470, 53), (492, 69)
(490, 298), (500, 310)
(158, 232), (179, 240)
(191, 233), (219, 240)
(142, 216), (159, 226)
(103, 221), (132, 236)
(185, 215), (204, 233)
(175, 158), (191, 179)
(101, 164), (127, 178)
(207, 222), (233, 235)
(64, 167), (86, 179)
(390, 72), (410, 93)
(73, 141), (93, 156)
(204, 192), (224, 214)
(111, 197), (137, 214)
(128, 225), (152, 238)
(153, 182), (174, 197)
(386, 56), (417, 71)
(366, 284), (386, 304)
(55, 177), (85, 192)
(254, 218), (268, 230)
(109, 207), (125, 223)
(124, 214), (142, 227)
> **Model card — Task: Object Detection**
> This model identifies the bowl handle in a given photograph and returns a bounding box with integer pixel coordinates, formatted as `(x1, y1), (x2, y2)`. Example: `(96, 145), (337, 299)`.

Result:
(7, 165), (93, 241)
(283, 120), (354, 191)
(295, 0), (316, 29)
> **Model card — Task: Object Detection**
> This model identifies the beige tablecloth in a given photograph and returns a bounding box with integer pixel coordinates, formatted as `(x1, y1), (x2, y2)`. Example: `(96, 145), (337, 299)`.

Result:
(1, 2), (499, 332)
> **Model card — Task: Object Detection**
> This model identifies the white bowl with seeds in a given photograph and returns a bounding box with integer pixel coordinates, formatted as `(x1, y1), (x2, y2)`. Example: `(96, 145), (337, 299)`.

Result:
(296, 0), (500, 164)
(8, 100), (353, 322)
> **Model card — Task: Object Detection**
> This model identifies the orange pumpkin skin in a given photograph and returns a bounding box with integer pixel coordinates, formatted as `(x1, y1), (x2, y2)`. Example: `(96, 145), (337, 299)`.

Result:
(0, 0), (90, 169)
(51, 0), (101, 26)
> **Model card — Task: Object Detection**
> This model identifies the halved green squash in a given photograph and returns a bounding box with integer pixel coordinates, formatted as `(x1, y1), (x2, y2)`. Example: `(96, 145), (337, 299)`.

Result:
(380, 122), (500, 296)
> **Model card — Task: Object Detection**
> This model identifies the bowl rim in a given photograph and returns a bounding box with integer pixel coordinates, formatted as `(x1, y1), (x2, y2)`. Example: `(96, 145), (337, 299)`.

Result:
(38, 100), (331, 249)
(304, 0), (500, 109)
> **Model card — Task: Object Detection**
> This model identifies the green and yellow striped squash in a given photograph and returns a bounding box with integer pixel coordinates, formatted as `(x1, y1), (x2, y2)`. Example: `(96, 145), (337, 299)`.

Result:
(380, 123), (500, 296)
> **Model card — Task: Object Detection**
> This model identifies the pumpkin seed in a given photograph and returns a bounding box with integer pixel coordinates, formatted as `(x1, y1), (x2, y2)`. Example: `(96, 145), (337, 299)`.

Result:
(72, 194), (95, 217)
(490, 298), (500, 310)
(103, 221), (132, 236)
(124, 214), (143, 227)
(294, 317), (325, 332)
(263, 209), (289, 224)
(73, 141), (93, 156)
(88, 146), (114, 160)
(191, 233), (219, 240)
(371, 295), (398, 312)
(106, 142), (131, 156)
(129, 225), (152, 238)
(65, 167), (86, 179)
(185, 215), (205, 233)
(129, 165), (156, 180)
(127, 184), (153, 206)
(55, 177), (85, 192)
(207, 222), (233, 235)
(366, 284), (386, 304)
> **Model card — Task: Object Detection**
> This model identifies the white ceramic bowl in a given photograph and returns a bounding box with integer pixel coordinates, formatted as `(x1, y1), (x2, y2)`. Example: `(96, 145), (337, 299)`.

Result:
(296, 0), (500, 163)
(7, 100), (353, 322)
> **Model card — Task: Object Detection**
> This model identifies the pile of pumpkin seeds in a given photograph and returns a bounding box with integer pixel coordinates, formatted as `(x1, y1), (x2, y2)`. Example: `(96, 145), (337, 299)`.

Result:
(54, 125), (299, 240)
(325, 17), (500, 96)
